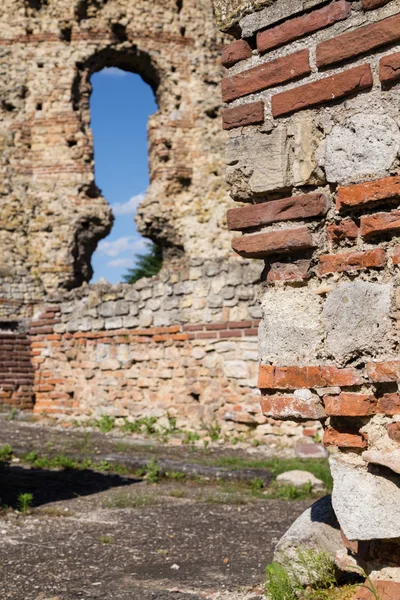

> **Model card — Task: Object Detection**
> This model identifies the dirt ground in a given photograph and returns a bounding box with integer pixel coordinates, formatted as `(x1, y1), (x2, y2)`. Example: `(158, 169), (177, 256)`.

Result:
(0, 419), (312, 600)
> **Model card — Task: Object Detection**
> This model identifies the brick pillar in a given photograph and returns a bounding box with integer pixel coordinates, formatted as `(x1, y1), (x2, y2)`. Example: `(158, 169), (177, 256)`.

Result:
(214, 0), (400, 588)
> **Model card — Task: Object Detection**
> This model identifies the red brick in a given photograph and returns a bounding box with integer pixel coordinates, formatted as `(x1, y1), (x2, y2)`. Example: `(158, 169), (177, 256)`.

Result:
(244, 328), (258, 336)
(327, 218), (359, 242)
(258, 364), (363, 389)
(352, 580), (400, 599)
(182, 324), (204, 331)
(232, 226), (315, 259)
(228, 321), (252, 329)
(222, 39), (253, 68)
(362, 0), (392, 9)
(267, 259), (310, 283)
(387, 422), (400, 442)
(227, 192), (329, 231)
(222, 101), (264, 130)
(205, 323), (228, 330)
(219, 330), (243, 338)
(376, 393), (400, 415)
(195, 332), (218, 339)
(271, 64), (372, 118)
(318, 249), (386, 275)
(392, 245), (400, 265)
(222, 49), (310, 102)
(324, 426), (367, 449)
(257, 0), (351, 53)
(324, 393), (376, 416)
(336, 175), (400, 211)
(316, 13), (400, 68)
(261, 394), (325, 420)
(380, 51), (400, 86)
(367, 360), (400, 382)
(360, 210), (400, 238)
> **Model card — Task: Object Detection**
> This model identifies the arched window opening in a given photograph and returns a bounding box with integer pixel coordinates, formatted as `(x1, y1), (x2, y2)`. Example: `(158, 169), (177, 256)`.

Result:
(89, 68), (159, 284)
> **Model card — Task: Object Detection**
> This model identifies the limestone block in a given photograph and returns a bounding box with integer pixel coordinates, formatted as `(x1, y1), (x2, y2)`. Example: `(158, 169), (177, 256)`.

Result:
(276, 470), (325, 491)
(362, 449), (400, 475)
(98, 302), (116, 318)
(259, 288), (323, 364)
(223, 360), (249, 378)
(321, 114), (400, 184)
(274, 495), (343, 584)
(226, 128), (287, 199)
(323, 282), (392, 362)
(330, 454), (400, 540)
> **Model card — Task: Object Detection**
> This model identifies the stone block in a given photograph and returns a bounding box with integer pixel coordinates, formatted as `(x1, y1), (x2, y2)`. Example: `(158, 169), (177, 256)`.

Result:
(259, 288), (322, 364)
(323, 282), (392, 362)
(330, 454), (400, 540)
(321, 114), (400, 184)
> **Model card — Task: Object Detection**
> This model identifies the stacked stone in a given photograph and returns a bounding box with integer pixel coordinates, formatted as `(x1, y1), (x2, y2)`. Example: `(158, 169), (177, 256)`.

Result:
(28, 258), (310, 443)
(215, 0), (400, 592)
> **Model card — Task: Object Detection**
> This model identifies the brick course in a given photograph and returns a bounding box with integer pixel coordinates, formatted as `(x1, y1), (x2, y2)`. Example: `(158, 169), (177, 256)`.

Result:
(222, 101), (264, 130)
(222, 49), (311, 102)
(232, 227), (315, 258)
(316, 12), (400, 68)
(257, 0), (351, 54)
(271, 64), (373, 118)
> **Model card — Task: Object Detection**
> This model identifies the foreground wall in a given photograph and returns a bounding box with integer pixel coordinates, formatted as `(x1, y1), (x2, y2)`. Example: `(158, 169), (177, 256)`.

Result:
(216, 0), (400, 589)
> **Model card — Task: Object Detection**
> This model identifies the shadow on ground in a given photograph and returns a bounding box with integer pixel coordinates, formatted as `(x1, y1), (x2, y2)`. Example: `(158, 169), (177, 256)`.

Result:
(0, 465), (135, 508)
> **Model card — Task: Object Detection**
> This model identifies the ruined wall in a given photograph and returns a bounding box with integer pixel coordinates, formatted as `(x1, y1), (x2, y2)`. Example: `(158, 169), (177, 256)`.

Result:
(216, 0), (400, 590)
(29, 257), (311, 444)
(0, 0), (231, 312)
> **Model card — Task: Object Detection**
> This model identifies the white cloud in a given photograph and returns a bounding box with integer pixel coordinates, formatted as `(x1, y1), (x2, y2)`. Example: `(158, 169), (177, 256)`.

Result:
(100, 67), (127, 78)
(111, 193), (145, 216)
(107, 257), (137, 269)
(97, 236), (148, 258)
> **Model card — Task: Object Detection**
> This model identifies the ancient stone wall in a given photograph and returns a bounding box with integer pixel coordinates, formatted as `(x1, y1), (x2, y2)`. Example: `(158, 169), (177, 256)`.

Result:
(0, 0), (231, 312)
(29, 257), (312, 444)
(216, 0), (400, 590)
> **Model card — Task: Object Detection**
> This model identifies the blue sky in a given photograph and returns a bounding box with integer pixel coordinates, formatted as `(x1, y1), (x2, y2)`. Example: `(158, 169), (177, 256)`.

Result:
(90, 67), (158, 283)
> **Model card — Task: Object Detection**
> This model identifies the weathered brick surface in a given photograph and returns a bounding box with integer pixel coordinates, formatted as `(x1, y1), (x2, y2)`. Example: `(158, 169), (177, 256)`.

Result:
(387, 422), (400, 442)
(324, 426), (368, 448)
(267, 260), (310, 282)
(258, 365), (363, 389)
(352, 580), (400, 599)
(271, 65), (373, 117)
(232, 227), (315, 258)
(257, 0), (351, 54)
(222, 39), (252, 68)
(362, 0), (392, 10)
(261, 394), (326, 421)
(316, 13), (400, 68)
(227, 193), (329, 231)
(324, 393), (376, 416)
(380, 51), (400, 86)
(222, 101), (264, 130)
(367, 360), (400, 382)
(222, 49), (311, 102)
(318, 249), (386, 275)
(336, 176), (400, 211)
(327, 219), (359, 242)
(360, 211), (400, 238)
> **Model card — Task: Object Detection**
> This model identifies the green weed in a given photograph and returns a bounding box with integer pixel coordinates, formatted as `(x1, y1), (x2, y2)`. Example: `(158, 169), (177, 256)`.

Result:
(95, 415), (115, 433)
(0, 444), (13, 462)
(264, 481), (313, 501)
(99, 535), (113, 544)
(17, 492), (34, 513)
(103, 492), (157, 509)
(166, 471), (185, 481)
(250, 477), (264, 493)
(183, 431), (200, 445)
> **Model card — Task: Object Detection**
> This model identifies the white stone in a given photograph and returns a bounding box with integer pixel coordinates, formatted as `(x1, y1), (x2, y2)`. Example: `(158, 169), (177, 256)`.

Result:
(276, 470), (325, 491)
(323, 282), (392, 362)
(259, 288), (323, 364)
(223, 360), (249, 379)
(330, 454), (400, 540)
(322, 114), (400, 184)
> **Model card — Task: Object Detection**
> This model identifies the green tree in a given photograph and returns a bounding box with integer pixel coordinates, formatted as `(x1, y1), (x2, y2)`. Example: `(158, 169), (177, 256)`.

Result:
(123, 242), (163, 284)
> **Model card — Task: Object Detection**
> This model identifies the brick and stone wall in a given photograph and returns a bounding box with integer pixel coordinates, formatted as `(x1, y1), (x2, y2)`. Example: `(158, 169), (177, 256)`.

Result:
(215, 0), (400, 590)
(0, 321), (34, 411)
(28, 257), (312, 443)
